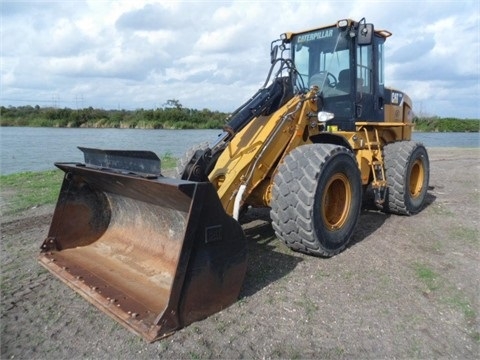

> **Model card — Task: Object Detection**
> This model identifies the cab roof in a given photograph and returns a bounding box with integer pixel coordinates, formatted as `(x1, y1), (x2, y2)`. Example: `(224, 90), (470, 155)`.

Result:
(282, 19), (392, 42)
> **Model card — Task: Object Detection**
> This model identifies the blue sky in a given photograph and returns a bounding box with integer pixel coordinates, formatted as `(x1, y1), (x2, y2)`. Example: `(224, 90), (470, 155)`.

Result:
(1, 0), (479, 118)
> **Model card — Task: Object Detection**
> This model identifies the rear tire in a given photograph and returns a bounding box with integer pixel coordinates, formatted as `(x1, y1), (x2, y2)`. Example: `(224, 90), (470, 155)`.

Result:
(270, 144), (362, 257)
(382, 141), (429, 215)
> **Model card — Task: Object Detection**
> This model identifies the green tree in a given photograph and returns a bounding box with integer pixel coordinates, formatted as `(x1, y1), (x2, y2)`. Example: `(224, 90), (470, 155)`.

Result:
(164, 99), (183, 109)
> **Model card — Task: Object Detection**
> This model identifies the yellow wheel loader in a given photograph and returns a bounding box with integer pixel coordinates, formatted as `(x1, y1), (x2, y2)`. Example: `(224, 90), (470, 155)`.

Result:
(39, 18), (430, 342)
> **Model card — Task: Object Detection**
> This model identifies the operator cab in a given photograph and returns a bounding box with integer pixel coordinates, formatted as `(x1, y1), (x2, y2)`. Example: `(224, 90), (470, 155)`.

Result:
(285, 19), (391, 131)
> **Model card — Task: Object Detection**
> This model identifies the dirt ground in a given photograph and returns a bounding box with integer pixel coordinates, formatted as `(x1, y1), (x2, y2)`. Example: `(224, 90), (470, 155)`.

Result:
(1, 148), (479, 359)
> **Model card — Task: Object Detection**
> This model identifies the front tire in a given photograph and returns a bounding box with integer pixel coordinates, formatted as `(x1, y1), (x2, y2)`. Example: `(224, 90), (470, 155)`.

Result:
(382, 141), (430, 215)
(270, 144), (362, 257)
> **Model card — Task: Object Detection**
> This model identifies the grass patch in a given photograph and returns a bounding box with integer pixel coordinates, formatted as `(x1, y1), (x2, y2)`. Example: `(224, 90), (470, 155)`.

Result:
(446, 293), (476, 321)
(0, 169), (64, 214)
(449, 226), (479, 245)
(413, 263), (441, 292)
(294, 293), (319, 319)
(0, 153), (178, 215)
(429, 203), (454, 216)
(413, 262), (478, 336)
(161, 152), (177, 169)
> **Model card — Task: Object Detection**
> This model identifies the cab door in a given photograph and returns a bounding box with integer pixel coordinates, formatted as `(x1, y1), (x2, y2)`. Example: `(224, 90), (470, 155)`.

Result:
(355, 35), (386, 122)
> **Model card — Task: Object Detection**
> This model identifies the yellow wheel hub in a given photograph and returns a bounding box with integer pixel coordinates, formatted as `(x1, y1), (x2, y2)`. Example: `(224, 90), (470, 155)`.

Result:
(410, 159), (425, 199)
(322, 173), (352, 230)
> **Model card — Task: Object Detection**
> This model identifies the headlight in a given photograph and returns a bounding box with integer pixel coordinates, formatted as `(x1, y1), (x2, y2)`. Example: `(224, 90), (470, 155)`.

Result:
(318, 111), (334, 123)
(337, 19), (349, 28)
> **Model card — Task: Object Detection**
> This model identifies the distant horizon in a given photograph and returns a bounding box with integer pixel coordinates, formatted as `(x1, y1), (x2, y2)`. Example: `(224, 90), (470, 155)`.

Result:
(1, 103), (479, 122)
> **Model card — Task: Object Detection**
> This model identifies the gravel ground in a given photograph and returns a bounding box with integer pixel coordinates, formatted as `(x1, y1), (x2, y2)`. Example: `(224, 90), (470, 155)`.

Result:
(1, 147), (479, 359)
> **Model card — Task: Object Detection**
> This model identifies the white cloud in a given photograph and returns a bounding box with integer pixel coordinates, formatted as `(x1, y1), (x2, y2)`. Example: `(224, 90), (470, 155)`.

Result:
(1, 0), (479, 118)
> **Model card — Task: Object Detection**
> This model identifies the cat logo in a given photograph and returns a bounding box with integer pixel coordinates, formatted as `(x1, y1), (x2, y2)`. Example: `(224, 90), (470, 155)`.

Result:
(297, 29), (334, 43)
(391, 91), (403, 105)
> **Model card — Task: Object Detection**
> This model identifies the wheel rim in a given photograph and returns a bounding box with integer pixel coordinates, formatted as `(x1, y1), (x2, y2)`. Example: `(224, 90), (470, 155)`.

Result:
(321, 173), (352, 230)
(409, 158), (425, 199)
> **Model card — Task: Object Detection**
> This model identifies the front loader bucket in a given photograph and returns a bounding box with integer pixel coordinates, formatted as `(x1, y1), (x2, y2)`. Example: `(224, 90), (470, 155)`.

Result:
(39, 163), (247, 342)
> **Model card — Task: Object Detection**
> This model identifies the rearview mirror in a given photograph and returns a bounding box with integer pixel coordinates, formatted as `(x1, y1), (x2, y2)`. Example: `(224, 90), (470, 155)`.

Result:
(270, 45), (278, 64)
(358, 23), (374, 45)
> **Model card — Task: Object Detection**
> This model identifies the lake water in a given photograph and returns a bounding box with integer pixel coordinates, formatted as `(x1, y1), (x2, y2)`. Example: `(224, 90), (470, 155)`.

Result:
(1, 127), (479, 175)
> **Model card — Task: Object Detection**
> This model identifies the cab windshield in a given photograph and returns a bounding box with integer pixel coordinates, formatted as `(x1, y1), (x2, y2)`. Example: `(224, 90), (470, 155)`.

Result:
(292, 26), (352, 97)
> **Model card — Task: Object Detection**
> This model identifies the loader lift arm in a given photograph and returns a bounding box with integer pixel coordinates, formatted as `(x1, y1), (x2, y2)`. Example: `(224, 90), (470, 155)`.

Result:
(179, 58), (296, 182)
